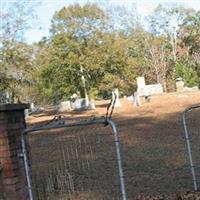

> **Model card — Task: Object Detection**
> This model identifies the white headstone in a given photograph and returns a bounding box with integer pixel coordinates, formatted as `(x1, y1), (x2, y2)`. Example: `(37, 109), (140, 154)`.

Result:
(127, 95), (134, 101)
(137, 76), (146, 96)
(143, 84), (163, 95)
(176, 78), (184, 92)
(183, 86), (199, 92)
(134, 92), (141, 107)
(71, 98), (89, 110)
(30, 102), (35, 111)
(112, 88), (121, 107)
(24, 109), (29, 118)
(59, 101), (71, 112)
(89, 100), (95, 110)
(137, 77), (146, 89)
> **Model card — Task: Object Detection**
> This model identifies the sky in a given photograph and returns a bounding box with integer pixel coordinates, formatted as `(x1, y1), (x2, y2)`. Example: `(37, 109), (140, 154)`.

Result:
(2, 0), (200, 44)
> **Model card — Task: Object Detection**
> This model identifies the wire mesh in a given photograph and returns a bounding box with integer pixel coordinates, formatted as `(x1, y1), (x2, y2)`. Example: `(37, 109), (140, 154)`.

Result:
(25, 120), (121, 200)
(118, 116), (192, 199)
(183, 105), (200, 190)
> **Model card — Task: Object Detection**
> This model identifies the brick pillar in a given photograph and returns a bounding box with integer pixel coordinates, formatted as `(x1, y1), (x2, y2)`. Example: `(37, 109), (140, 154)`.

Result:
(0, 104), (29, 200)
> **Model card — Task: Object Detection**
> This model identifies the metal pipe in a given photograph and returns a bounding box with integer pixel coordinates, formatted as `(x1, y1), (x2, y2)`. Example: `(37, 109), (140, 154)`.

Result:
(107, 119), (127, 200)
(21, 117), (107, 200)
(22, 117), (127, 200)
(182, 104), (200, 191)
(21, 134), (33, 200)
(23, 117), (106, 135)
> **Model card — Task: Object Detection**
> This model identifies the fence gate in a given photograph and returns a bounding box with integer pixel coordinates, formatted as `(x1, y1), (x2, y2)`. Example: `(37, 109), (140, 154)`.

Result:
(21, 116), (126, 200)
(183, 104), (200, 191)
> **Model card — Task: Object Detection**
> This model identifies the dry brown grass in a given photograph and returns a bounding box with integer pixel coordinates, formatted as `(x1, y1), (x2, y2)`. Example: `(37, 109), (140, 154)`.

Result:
(27, 91), (200, 199)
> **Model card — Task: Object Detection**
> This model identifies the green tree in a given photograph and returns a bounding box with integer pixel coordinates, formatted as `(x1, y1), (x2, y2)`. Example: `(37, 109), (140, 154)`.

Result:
(0, 41), (33, 102)
(0, 0), (38, 103)
(40, 4), (151, 101)
(148, 4), (194, 90)
(178, 10), (200, 86)
(40, 3), (108, 103)
(180, 10), (200, 54)
(175, 58), (199, 87)
(98, 33), (134, 97)
(26, 37), (53, 104)
(149, 4), (192, 62)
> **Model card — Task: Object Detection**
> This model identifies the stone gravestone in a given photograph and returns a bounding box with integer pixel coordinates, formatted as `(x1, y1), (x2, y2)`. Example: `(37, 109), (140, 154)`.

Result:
(136, 76), (163, 96)
(137, 77), (146, 94)
(71, 98), (88, 110)
(176, 77), (184, 92)
(30, 102), (35, 111)
(143, 84), (163, 95)
(137, 77), (145, 87)
(184, 86), (199, 92)
(89, 99), (95, 109)
(134, 92), (141, 107)
(80, 98), (88, 109)
(24, 109), (29, 118)
(112, 88), (121, 107)
(59, 101), (71, 112)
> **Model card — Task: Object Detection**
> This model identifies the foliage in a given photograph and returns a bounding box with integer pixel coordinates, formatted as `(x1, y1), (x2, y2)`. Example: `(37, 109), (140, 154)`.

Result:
(38, 4), (108, 103)
(38, 4), (141, 102)
(178, 10), (200, 86)
(2, 2), (200, 104)
(175, 59), (199, 87)
(181, 11), (200, 54)
(0, 0), (38, 103)
(0, 40), (34, 102)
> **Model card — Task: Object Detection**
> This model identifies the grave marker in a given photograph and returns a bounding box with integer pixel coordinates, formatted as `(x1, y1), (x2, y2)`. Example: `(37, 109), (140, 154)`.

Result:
(112, 88), (121, 107)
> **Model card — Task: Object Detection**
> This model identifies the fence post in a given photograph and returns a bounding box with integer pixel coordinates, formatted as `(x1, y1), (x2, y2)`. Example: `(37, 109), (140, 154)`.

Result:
(0, 104), (29, 200)
(182, 105), (200, 191)
(107, 119), (127, 200)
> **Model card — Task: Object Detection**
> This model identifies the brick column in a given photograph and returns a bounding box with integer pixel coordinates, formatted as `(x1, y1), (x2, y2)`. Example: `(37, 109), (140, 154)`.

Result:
(0, 104), (29, 200)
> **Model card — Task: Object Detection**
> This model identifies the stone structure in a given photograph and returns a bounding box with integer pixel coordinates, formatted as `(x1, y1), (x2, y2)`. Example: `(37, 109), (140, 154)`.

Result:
(133, 92), (141, 107)
(176, 78), (199, 92)
(136, 77), (146, 90)
(89, 99), (95, 110)
(142, 84), (163, 95)
(0, 104), (29, 200)
(137, 76), (163, 96)
(59, 101), (72, 112)
(183, 86), (199, 92)
(112, 88), (121, 107)
(176, 78), (185, 92)
(59, 98), (96, 112)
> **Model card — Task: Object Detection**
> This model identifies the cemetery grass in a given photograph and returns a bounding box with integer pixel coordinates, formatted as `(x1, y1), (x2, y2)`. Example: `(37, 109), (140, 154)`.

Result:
(27, 91), (200, 199)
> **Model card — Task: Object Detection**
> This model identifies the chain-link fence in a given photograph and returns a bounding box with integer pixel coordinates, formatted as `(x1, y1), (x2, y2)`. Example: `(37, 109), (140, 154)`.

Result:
(183, 104), (200, 191)
(21, 116), (126, 200)
(20, 102), (200, 199)
(117, 114), (192, 199)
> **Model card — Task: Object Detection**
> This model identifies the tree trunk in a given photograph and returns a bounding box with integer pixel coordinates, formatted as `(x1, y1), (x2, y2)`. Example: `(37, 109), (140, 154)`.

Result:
(11, 91), (15, 103)
(80, 65), (89, 105)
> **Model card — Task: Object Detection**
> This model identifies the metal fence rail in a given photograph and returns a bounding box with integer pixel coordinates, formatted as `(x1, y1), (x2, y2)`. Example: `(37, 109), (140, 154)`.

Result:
(21, 116), (126, 200)
(182, 104), (200, 191)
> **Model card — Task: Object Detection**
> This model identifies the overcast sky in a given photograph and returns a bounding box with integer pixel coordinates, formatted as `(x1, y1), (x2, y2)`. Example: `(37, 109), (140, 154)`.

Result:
(2, 0), (200, 43)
